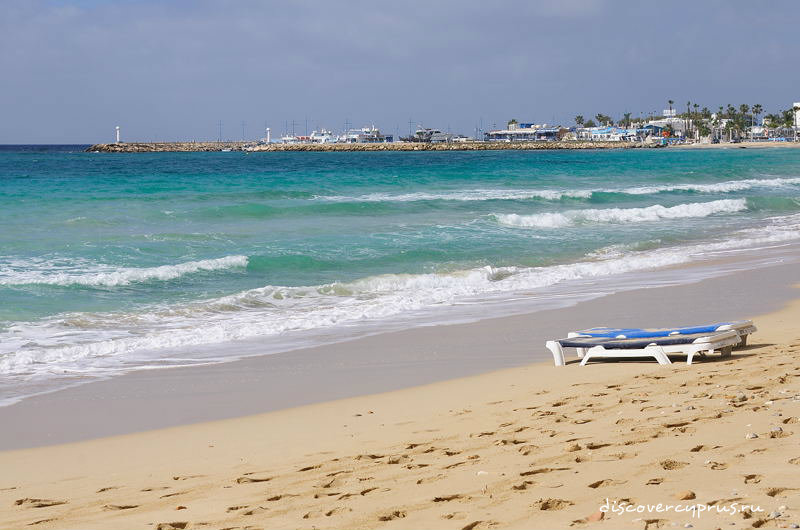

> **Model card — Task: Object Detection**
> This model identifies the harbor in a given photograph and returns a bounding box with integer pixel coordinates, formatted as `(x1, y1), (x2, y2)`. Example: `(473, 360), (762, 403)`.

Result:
(86, 139), (644, 153)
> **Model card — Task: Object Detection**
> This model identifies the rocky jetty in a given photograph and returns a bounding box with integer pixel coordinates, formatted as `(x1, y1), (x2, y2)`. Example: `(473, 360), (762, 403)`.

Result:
(87, 140), (648, 153)
(85, 142), (248, 153)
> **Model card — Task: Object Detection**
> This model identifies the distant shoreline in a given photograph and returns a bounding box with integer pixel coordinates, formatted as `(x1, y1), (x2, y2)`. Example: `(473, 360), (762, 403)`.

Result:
(670, 140), (800, 149)
(85, 140), (648, 153)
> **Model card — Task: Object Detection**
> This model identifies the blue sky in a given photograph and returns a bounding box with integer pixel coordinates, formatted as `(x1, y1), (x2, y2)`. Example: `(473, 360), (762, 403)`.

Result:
(2, 0), (799, 143)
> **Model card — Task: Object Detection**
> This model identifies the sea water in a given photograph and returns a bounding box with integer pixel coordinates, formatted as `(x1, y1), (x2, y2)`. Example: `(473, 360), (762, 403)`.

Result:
(2, 145), (800, 404)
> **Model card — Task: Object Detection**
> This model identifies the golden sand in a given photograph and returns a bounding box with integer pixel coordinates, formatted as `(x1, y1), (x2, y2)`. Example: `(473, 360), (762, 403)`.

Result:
(1, 299), (799, 529)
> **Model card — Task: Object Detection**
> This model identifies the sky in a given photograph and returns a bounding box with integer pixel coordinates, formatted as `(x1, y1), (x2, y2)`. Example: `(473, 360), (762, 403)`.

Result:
(2, 0), (799, 143)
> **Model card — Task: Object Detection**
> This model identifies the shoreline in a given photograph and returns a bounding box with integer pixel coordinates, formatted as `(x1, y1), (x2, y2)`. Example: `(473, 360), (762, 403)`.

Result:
(1, 271), (799, 529)
(82, 140), (800, 153)
(85, 140), (646, 153)
(1, 251), (798, 451)
(670, 140), (800, 149)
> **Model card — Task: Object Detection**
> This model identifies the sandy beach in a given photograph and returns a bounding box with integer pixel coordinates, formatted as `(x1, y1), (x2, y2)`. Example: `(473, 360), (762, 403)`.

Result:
(2, 259), (800, 529)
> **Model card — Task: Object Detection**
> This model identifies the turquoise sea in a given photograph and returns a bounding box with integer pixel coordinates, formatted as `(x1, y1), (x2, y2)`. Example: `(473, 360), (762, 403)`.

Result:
(2, 145), (800, 404)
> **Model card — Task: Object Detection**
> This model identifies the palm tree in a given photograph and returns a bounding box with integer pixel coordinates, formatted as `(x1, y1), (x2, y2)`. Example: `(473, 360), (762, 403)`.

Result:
(668, 100), (674, 113)
(752, 104), (763, 126)
(623, 113), (632, 128)
(575, 115), (585, 127)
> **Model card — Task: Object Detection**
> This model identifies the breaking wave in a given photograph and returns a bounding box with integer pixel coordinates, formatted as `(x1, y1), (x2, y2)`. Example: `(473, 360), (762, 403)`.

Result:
(493, 199), (748, 229)
(320, 177), (800, 204)
(3, 213), (800, 382)
(0, 255), (249, 287)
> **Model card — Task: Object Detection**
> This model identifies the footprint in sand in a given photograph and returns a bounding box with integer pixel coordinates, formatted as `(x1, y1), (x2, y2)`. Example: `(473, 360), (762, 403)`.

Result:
(743, 474), (762, 484)
(765, 487), (794, 497)
(532, 498), (573, 511)
(378, 510), (406, 521)
(14, 498), (67, 508)
(102, 504), (139, 510)
(587, 479), (626, 489)
(433, 494), (465, 502)
(646, 478), (664, 485)
(461, 521), (499, 530)
(659, 459), (688, 470)
(417, 474), (445, 485)
(520, 467), (570, 477)
(235, 476), (271, 484)
(160, 491), (188, 499)
(155, 523), (188, 530)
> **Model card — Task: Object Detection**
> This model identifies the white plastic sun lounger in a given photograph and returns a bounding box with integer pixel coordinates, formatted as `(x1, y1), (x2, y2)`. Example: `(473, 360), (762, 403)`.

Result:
(562, 320), (756, 362)
(573, 320), (756, 346)
(545, 329), (741, 367)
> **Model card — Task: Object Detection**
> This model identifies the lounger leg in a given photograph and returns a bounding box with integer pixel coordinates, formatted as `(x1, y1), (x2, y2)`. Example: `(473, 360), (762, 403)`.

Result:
(545, 341), (566, 367)
(739, 335), (748, 347)
(646, 345), (672, 365)
(567, 332), (586, 358)
(580, 346), (602, 366)
(721, 345), (732, 357)
(686, 350), (694, 365)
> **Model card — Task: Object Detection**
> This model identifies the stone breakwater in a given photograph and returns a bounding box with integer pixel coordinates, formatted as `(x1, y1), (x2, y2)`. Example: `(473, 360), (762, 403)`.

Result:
(85, 142), (249, 153)
(87, 141), (648, 153)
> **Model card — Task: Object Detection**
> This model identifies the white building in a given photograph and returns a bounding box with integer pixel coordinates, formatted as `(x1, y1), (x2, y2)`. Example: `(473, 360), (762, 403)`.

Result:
(794, 102), (800, 129)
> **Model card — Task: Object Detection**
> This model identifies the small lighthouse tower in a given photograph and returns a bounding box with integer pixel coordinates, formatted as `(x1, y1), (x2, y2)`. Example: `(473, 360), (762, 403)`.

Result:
(115, 126), (121, 144)
(266, 127), (271, 143)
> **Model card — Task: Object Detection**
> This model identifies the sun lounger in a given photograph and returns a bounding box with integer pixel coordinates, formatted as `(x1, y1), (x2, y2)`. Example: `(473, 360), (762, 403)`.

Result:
(573, 320), (756, 345)
(545, 329), (741, 367)
(565, 320), (755, 361)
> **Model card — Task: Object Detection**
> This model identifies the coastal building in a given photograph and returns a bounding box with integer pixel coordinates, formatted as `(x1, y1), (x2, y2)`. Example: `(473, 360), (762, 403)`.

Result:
(576, 126), (646, 142)
(484, 120), (566, 142)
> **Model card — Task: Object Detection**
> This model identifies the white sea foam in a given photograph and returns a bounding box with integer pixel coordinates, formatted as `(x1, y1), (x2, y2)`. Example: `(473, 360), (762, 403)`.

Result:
(494, 199), (748, 228)
(0, 255), (248, 287)
(323, 189), (593, 202)
(319, 177), (800, 204)
(3, 213), (800, 385)
(620, 177), (800, 195)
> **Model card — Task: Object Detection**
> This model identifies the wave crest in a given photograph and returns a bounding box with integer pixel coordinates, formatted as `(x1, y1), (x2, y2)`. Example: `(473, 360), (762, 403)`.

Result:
(319, 177), (800, 204)
(494, 199), (748, 228)
(0, 255), (249, 287)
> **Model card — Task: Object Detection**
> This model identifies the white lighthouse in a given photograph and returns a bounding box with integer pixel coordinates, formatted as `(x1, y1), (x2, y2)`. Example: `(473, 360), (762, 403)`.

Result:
(115, 126), (121, 144)
(266, 127), (271, 143)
